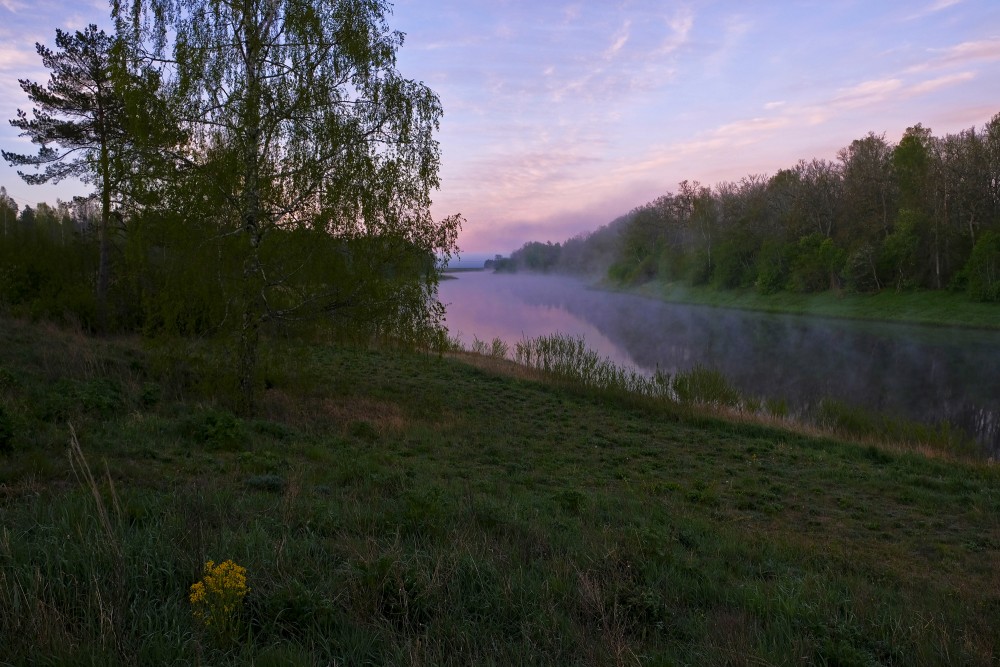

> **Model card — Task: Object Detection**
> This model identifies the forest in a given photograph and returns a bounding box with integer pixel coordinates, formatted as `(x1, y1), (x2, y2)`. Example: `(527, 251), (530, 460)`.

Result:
(0, 5), (461, 411)
(497, 117), (1000, 303)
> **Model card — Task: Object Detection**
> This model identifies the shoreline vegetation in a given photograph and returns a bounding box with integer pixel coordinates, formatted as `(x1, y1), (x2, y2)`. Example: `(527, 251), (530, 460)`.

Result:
(595, 278), (1000, 330)
(2, 316), (997, 664)
(472, 267), (1000, 329)
(458, 331), (986, 461)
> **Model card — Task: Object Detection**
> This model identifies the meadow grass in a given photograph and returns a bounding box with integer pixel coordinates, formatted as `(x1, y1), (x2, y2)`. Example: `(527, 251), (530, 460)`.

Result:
(1, 317), (998, 665)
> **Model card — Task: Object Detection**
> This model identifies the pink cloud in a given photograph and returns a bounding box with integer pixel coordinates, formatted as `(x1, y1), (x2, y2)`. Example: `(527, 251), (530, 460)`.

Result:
(909, 71), (976, 94)
(909, 38), (1000, 71)
(831, 79), (903, 109)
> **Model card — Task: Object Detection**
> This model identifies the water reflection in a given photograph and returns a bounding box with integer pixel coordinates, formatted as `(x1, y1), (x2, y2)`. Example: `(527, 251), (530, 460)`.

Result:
(440, 272), (1000, 455)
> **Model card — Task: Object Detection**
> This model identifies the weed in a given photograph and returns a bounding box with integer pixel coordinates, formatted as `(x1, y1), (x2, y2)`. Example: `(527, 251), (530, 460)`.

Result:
(766, 397), (789, 418)
(513, 333), (670, 398)
(489, 337), (510, 359)
(245, 473), (286, 493)
(182, 409), (247, 451)
(672, 365), (742, 408)
(348, 420), (380, 442)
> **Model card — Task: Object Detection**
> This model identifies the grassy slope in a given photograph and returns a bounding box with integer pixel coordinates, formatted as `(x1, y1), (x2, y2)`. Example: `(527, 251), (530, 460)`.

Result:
(1, 318), (998, 665)
(607, 281), (1000, 330)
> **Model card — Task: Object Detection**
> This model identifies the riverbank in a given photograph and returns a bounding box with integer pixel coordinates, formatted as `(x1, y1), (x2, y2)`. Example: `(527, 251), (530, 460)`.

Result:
(603, 279), (1000, 330)
(1, 317), (998, 664)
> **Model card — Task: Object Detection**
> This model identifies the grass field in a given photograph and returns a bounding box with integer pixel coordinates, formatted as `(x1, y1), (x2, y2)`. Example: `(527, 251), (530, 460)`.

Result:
(610, 281), (1000, 330)
(1, 317), (998, 665)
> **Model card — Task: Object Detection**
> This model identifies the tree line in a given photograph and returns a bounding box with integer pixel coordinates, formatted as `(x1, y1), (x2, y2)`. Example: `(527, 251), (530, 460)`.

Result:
(498, 117), (1000, 302)
(1, 3), (462, 411)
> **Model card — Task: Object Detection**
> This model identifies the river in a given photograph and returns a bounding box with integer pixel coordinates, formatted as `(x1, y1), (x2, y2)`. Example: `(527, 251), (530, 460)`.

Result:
(438, 271), (1000, 457)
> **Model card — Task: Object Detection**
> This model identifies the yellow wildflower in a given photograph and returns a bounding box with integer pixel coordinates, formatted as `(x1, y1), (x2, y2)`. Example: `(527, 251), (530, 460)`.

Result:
(189, 559), (249, 641)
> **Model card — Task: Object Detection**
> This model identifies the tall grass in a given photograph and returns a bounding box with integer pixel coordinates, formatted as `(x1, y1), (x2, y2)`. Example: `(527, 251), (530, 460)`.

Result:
(511, 334), (670, 398)
(510, 333), (766, 414)
(815, 398), (977, 457)
(472, 332), (979, 458)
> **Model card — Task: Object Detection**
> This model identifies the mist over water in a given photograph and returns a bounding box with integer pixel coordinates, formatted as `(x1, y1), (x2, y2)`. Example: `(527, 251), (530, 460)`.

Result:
(439, 271), (1000, 456)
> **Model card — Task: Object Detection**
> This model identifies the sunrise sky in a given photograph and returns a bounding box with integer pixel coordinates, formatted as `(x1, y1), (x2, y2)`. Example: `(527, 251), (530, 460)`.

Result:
(2, 0), (999, 259)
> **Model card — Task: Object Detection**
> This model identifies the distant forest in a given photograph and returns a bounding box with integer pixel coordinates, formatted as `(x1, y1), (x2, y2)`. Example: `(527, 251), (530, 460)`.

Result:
(493, 115), (1000, 302)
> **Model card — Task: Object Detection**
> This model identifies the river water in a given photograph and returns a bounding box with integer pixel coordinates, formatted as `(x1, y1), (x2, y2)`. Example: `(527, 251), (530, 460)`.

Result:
(439, 271), (1000, 456)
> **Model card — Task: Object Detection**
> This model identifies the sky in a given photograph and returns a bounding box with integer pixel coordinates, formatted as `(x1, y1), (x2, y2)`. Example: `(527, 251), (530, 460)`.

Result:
(2, 1), (999, 259)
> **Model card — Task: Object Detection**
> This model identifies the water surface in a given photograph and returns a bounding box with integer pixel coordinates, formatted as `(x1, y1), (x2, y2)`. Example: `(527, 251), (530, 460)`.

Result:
(440, 271), (1000, 455)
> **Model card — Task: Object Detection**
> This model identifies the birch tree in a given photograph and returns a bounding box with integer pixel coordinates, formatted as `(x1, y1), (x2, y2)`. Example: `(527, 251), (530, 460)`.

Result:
(115, 0), (460, 411)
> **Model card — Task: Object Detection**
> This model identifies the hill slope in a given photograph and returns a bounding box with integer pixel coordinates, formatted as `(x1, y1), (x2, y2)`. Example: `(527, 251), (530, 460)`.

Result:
(1, 317), (997, 664)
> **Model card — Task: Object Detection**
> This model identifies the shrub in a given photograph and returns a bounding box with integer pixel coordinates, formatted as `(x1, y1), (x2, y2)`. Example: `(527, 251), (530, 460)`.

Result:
(182, 409), (246, 450)
(465, 335), (510, 359)
(686, 249), (713, 286)
(881, 210), (927, 290)
(488, 337), (509, 359)
(755, 241), (791, 295)
(788, 234), (845, 293)
(843, 242), (883, 293)
(963, 231), (1000, 302)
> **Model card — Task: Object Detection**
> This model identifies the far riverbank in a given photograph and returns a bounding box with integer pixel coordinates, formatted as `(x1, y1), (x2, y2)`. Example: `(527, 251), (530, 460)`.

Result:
(597, 279), (1000, 330)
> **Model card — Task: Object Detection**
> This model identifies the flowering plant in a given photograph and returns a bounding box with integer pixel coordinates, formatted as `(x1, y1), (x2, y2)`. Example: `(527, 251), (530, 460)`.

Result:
(189, 559), (249, 640)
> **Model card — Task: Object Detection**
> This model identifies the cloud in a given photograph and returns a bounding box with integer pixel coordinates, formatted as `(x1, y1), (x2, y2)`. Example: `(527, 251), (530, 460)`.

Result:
(562, 4), (581, 24)
(909, 38), (1000, 71)
(905, 0), (963, 20)
(830, 78), (903, 109)
(404, 0), (997, 254)
(714, 116), (792, 139)
(438, 136), (612, 230)
(606, 113), (795, 185)
(935, 38), (1000, 65)
(703, 13), (751, 73)
(494, 22), (514, 40)
(908, 71), (975, 94)
(603, 20), (631, 60)
(656, 7), (693, 55)
(547, 8), (692, 103)
(0, 44), (38, 71)
(0, 0), (29, 12)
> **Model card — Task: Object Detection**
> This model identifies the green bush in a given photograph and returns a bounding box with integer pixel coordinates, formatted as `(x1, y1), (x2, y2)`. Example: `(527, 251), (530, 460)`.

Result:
(963, 231), (1000, 302)
(754, 241), (792, 294)
(788, 234), (845, 293)
(843, 242), (883, 293)
(685, 249), (713, 286)
(712, 239), (755, 289)
(182, 408), (246, 450)
(881, 211), (927, 290)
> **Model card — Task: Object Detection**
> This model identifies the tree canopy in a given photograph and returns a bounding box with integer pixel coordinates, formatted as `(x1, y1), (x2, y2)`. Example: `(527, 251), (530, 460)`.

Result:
(499, 114), (1000, 303)
(3, 2), (461, 412)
